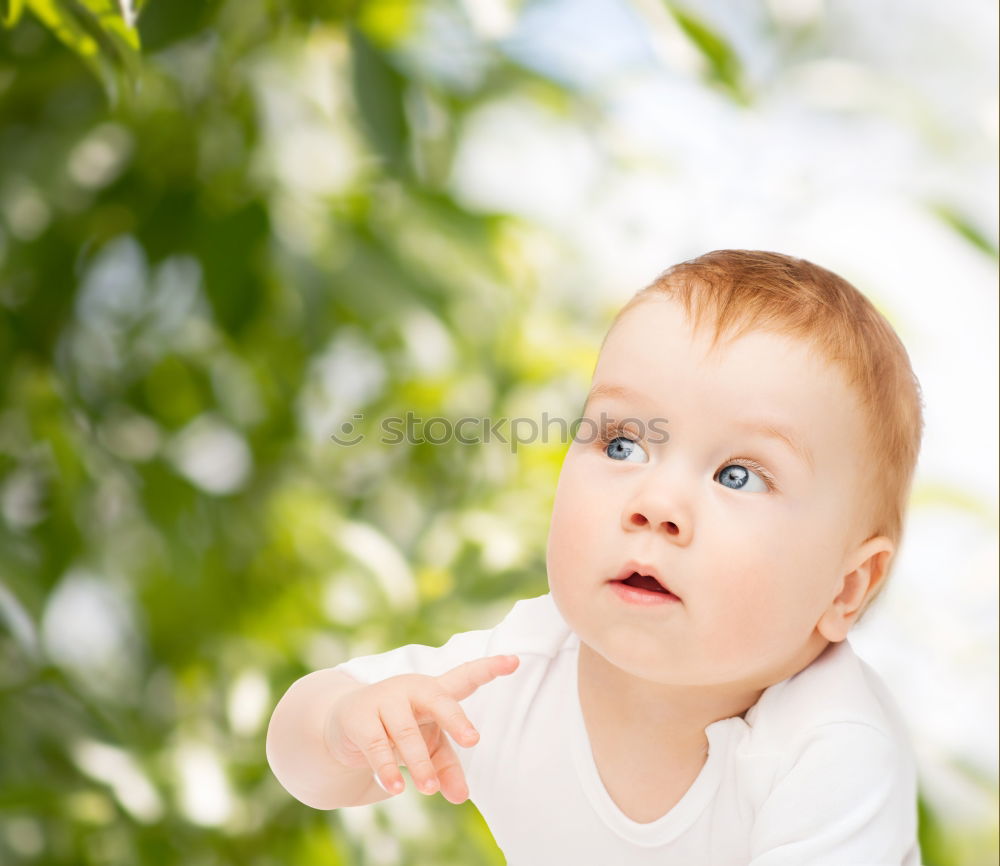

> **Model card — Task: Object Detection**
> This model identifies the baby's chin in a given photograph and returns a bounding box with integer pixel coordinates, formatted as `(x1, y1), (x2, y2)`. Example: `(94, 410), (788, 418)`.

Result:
(581, 626), (793, 692)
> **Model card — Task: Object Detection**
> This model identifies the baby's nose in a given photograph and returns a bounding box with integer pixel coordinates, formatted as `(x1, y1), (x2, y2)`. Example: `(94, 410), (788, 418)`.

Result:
(628, 512), (682, 536)
(621, 478), (692, 544)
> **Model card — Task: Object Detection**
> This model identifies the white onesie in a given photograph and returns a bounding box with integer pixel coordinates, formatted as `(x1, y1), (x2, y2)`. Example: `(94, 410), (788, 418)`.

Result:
(335, 593), (922, 866)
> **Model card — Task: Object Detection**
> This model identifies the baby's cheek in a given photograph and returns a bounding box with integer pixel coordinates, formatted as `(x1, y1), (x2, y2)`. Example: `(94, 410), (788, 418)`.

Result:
(546, 501), (581, 583)
(716, 572), (812, 646)
(705, 566), (780, 630)
(549, 471), (596, 541)
(548, 509), (582, 579)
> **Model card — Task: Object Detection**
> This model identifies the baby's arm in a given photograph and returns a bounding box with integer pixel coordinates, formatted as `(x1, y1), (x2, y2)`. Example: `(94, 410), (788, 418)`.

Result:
(266, 655), (519, 810)
(266, 667), (380, 809)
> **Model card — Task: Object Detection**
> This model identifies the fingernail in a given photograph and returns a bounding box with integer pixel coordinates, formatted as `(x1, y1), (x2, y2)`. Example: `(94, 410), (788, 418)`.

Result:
(375, 772), (403, 795)
(421, 779), (438, 794)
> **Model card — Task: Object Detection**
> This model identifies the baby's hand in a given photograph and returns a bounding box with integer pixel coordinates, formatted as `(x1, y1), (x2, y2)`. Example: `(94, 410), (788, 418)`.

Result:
(324, 654), (520, 804)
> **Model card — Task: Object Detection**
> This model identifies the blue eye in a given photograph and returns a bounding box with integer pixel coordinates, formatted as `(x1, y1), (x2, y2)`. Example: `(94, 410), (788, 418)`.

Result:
(605, 436), (648, 463)
(716, 463), (769, 493)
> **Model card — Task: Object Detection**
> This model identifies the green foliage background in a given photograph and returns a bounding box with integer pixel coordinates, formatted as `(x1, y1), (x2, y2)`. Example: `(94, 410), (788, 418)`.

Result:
(0, 2), (995, 865)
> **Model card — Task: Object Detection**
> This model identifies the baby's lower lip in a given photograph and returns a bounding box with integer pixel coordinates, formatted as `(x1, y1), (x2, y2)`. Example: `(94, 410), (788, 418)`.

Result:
(610, 580), (682, 606)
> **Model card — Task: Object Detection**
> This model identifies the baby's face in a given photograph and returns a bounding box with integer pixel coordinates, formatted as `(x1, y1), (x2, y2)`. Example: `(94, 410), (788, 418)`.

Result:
(546, 295), (878, 690)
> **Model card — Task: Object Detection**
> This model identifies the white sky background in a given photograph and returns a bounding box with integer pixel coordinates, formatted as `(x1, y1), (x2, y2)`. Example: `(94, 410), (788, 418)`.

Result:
(437, 0), (999, 821)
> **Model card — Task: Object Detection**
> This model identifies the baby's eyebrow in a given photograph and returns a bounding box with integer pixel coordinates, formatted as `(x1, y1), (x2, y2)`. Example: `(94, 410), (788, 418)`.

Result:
(586, 382), (814, 472)
(733, 418), (814, 472)
(584, 383), (650, 408)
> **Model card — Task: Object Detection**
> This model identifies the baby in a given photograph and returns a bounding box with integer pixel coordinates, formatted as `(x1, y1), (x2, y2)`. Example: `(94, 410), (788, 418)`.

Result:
(266, 250), (924, 865)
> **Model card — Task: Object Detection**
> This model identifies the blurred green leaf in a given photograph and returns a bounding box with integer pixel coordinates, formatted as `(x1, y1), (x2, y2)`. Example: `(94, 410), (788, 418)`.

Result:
(930, 202), (1000, 261)
(2, 0), (25, 27)
(664, 2), (749, 103)
(349, 23), (412, 178)
(22, 0), (141, 101)
(911, 481), (999, 527)
(355, 0), (416, 47)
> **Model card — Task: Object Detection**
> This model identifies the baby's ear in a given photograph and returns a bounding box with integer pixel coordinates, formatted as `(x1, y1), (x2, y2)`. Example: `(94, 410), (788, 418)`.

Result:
(817, 537), (894, 642)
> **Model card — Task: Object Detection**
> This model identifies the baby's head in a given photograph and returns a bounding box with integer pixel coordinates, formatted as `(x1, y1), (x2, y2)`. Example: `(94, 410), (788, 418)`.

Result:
(546, 250), (924, 690)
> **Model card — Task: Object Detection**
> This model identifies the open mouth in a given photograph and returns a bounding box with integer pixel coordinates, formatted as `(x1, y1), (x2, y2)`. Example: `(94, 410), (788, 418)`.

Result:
(621, 573), (670, 593)
(612, 571), (681, 602)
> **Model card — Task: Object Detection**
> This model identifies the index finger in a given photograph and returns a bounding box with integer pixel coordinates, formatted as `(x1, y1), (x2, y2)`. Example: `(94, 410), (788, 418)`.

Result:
(437, 655), (519, 701)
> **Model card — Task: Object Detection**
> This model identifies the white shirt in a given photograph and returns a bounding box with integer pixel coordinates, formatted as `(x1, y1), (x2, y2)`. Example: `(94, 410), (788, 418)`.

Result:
(335, 593), (922, 866)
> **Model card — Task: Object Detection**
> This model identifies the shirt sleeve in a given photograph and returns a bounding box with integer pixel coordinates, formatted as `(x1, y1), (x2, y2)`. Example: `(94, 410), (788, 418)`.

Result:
(333, 625), (495, 685)
(748, 722), (921, 866)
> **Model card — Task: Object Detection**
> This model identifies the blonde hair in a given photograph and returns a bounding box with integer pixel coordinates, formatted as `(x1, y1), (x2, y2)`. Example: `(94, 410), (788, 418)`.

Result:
(613, 250), (924, 610)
